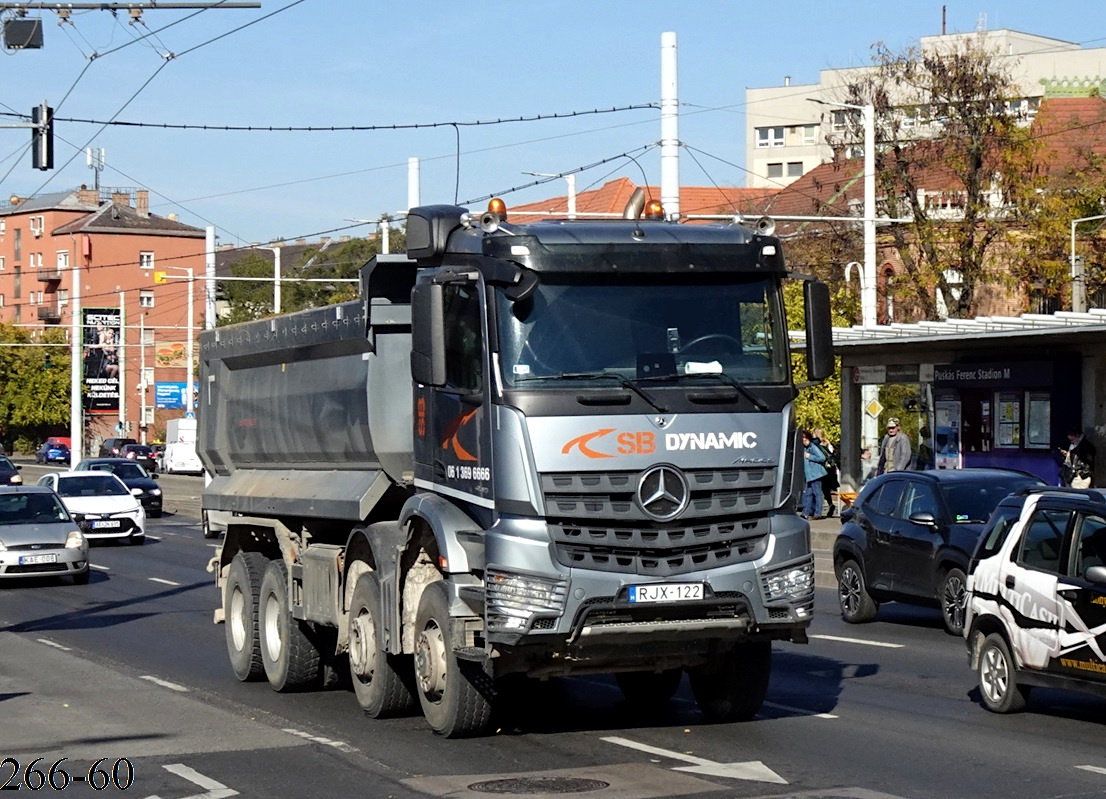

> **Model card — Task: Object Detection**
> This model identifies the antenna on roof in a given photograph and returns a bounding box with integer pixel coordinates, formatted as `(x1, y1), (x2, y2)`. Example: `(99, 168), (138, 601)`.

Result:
(86, 147), (105, 191)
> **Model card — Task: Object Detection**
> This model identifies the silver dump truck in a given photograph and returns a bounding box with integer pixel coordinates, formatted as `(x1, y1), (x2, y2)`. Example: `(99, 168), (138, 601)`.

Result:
(200, 192), (835, 737)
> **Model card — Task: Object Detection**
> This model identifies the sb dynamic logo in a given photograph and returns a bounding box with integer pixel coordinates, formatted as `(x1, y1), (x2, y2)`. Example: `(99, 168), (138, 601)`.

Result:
(561, 429), (758, 459)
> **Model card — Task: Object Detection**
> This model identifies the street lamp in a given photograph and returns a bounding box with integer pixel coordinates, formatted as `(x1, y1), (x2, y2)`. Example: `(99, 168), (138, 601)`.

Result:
(247, 244), (282, 313)
(1070, 214), (1106, 313)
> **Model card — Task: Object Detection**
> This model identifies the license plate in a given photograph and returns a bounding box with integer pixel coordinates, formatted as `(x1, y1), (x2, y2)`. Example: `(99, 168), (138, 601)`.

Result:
(91, 520), (121, 529)
(19, 554), (58, 565)
(628, 583), (704, 603)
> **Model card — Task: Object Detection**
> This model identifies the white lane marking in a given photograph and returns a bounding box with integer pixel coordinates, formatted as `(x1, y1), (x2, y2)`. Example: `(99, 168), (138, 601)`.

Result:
(139, 675), (189, 692)
(1078, 765), (1106, 775)
(91, 563), (110, 571)
(811, 633), (904, 649)
(36, 638), (71, 651)
(149, 577), (180, 586)
(150, 763), (238, 799)
(145, 535), (161, 541)
(602, 736), (787, 784)
(281, 727), (356, 753)
(763, 701), (838, 719)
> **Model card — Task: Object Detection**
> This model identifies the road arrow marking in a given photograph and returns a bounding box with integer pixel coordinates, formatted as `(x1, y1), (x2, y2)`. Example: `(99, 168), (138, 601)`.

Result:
(602, 735), (787, 784)
(143, 763), (238, 799)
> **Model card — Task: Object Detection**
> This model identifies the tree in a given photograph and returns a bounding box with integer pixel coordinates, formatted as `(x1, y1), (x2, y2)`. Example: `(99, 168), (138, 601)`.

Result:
(833, 34), (1035, 319)
(0, 324), (71, 452)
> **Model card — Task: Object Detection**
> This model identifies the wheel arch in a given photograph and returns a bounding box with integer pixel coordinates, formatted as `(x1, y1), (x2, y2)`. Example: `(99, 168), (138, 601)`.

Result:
(967, 613), (1011, 670)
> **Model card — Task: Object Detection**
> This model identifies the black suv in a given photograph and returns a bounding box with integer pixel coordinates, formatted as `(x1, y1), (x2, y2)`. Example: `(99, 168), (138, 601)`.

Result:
(98, 437), (137, 458)
(834, 468), (1044, 635)
(966, 486), (1106, 713)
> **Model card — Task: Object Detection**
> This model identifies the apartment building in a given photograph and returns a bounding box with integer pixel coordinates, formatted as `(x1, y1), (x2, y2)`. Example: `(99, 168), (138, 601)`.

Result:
(0, 187), (206, 447)
(745, 28), (1106, 189)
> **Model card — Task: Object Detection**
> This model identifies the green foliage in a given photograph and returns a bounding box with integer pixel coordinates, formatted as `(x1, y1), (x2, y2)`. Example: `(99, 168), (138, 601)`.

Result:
(0, 324), (72, 452)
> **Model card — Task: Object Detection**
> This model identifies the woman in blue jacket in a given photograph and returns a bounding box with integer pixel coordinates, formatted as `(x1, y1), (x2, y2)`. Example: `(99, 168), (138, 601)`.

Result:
(801, 429), (828, 519)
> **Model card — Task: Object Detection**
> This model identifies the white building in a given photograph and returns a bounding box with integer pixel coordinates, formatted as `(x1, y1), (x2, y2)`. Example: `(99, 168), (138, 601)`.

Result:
(745, 29), (1106, 189)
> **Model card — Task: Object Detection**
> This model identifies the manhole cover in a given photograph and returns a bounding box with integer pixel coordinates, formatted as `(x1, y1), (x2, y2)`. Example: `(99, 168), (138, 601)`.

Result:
(468, 777), (610, 794)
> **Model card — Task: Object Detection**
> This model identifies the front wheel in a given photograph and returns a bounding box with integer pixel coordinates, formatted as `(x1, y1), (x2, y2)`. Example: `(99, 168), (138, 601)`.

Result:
(688, 641), (771, 722)
(615, 669), (683, 706)
(348, 572), (416, 717)
(978, 633), (1028, 713)
(939, 567), (967, 636)
(258, 559), (321, 692)
(838, 558), (878, 623)
(413, 581), (493, 737)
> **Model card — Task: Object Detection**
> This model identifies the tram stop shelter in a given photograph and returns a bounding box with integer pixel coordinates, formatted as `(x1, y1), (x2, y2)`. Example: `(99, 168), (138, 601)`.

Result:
(832, 310), (1106, 495)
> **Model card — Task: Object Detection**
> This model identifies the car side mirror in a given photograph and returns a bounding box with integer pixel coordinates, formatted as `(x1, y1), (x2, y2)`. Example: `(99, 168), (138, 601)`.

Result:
(151, 474), (158, 480)
(1085, 564), (1106, 586)
(909, 511), (939, 527)
(841, 506), (855, 523)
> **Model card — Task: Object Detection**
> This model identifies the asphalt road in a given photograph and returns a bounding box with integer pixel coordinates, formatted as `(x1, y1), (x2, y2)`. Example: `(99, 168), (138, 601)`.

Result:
(3, 469), (1106, 799)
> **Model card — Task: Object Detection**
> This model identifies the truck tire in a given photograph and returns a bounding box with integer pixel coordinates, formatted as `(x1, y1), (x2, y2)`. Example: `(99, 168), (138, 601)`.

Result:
(258, 559), (321, 692)
(978, 633), (1028, 713)
(225, 551), (267, 682)
(939, 567), (967, 636)
(688, 641), (772, 722)
(348, 572), (416, 717)
(837, 558), (878, 623)
(413, 581), (493, 737)
(615, 669), (682, 706)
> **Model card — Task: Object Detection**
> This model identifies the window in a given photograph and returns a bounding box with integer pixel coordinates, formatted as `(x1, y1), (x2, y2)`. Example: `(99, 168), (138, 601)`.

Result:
(787, 161), (803, 178)
(976, 504), (1024, 561)
(139, 290), (155, 308)
(142, 366), (154, 388)
(1075, 514), (1106, 579)
(756, 126), (785, 148)
(141, 328), (154, 347)
(442, 283), (483, 393)
(58, 289), (68, 306)
(869, 480), (906, 516)
(0, 256), (4, 271)
(0, 294), (4, 307)
(13, 228), (20, 261)
(766, 163), (783, 179)
(139, 252), (155, 270)
(831, 110), (848, 131)
(1025, 391), (1051, 449)
(56, 250), (68, 269)
(1018, 509), (1072, 573)
(0, 220), (5, 236)
(29, 215), (44, 237)
(898, 482), (940, 520)
(802, 124), (817, 145)
(33, 252), (43, 268)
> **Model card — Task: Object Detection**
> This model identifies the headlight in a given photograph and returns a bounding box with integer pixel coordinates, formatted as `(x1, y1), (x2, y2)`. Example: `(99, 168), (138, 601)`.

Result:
(150, 489), (162, 496)
(485, 569), (568, 633)
(10, 475), (21, 485)
(761, 559), (815, 602)
(65, 529), (84, 549)
(131, 488), (143, 496)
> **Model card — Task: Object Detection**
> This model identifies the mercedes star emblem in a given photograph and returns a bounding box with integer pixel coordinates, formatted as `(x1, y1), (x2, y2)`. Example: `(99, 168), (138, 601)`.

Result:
(636, 465), (690, 521)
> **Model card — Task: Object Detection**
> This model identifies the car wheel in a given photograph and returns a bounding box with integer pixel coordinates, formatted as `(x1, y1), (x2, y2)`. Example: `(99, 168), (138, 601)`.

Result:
(129, 534), (145, 546)
(150, 510), (162, 519)
(71, 568), (90, 585)
(688, 641), (772, 722)
(348, 572), (416, 717)
(837, 558), (878, 623)
(615, 669), (683, 706)
(978, 633), (1027, 713)
(939, 567), (967, 636)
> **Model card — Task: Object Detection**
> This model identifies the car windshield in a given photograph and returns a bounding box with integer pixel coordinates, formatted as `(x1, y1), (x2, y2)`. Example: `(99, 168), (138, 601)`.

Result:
(0, 457), (15, 470)
(496, 276), (789, 389)
(943, 477), (1043, 523)
(0, 493), (69, 524)
(57, 475), (129, 497)
(111, 463), (146, 479)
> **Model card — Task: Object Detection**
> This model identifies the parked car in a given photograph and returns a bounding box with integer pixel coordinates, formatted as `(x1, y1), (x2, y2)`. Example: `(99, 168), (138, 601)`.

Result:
(75, 458), (162, 518)
(966, 486), (1106, 713)
(36, 471), (145, 545)
(35, 440), (71, 465)
(0, 456), (22, 486)
(98, 437), (137, 458)
(0, 485), (89, 584)
(120, 443), (157, 472)
(834, 468), (1045, 635)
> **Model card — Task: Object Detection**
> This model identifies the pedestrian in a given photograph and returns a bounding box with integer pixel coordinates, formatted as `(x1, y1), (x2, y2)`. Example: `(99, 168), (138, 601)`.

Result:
(801, 429), (828, 519)
(860, 447), (876, 484)
(813, 427), (839, 517)
(1059, 425), (1096, 488)
(916, 426), (935, 471)
(877, 417), (912, 475)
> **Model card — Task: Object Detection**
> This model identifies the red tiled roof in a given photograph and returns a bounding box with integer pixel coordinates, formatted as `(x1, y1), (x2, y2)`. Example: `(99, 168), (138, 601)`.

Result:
(1030, 96), (1106, 182)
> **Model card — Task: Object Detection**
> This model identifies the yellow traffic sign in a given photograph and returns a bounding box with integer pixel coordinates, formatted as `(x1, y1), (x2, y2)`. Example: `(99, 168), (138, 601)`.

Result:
(865, 399), (884, 419)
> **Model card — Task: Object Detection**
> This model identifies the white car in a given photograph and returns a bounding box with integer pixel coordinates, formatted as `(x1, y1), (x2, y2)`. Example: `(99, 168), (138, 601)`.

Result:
(162, 442), (204, 475)
(36, 471), (146, 545)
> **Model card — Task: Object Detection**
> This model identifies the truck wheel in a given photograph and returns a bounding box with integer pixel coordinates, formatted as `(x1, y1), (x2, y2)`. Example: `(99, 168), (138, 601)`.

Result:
(348, 573), (416, 717)
(688, 641), (772, 722)
(225, 551), (267, 682)
(939, 567), (968, 636)
(202, 514), (219, 539)
(615, 669), (682, 705)
(978, 633), (1027, 713)
(414, 581), (493, 737)
(838, 558), (878, 623)
(258, 559), (321, 692)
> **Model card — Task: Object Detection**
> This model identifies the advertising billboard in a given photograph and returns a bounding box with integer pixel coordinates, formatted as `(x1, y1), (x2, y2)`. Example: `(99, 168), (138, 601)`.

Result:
(155, 382), (198, 410)
(83, 307), (120, 413)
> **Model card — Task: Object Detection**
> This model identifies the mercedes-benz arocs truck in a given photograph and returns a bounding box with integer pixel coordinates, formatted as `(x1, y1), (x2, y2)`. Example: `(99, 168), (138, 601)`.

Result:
(200, 191), (835, 737)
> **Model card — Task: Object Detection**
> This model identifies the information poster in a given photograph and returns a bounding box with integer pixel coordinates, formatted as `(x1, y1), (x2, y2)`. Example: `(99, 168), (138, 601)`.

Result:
(83, 307), (120, 413)
(996, 392), (1021, 448)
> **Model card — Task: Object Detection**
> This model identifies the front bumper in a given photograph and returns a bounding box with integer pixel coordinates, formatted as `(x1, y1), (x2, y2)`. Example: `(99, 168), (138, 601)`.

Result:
(0, 544), (89, 579)
(74, 515), (144, 540)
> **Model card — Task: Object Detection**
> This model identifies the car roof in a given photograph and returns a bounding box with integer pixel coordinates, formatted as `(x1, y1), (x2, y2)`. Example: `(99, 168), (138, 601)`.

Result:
(79, 458), (131, 464)
(58, 470), (126, 479)
(882, 468), (1043, 485)
(0, 484), (55, 495)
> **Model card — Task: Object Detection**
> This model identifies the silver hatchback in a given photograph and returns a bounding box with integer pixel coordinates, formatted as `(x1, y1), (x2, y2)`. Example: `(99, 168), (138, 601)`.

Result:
(0, 486), (90, 584)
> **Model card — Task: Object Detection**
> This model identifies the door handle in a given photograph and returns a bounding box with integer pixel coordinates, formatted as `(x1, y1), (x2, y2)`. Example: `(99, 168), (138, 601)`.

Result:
(1005, 575), (1015, 589)
(1058, 589), (1079, 601)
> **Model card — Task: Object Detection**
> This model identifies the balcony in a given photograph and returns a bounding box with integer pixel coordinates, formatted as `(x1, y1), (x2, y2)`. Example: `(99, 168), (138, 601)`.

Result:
(36, 269), (61, 283)
(37, 304), (61, 323)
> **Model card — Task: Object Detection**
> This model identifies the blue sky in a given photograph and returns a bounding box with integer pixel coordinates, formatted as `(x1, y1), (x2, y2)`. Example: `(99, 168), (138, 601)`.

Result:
(3, 1), (1103, 246)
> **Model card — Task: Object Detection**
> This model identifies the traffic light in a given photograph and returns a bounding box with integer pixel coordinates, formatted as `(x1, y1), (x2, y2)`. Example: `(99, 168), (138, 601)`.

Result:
(31, 101), (53, 171)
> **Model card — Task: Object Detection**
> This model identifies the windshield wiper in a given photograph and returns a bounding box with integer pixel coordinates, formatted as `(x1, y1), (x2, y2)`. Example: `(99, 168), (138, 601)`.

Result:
(515, 372), (668, 413)
(635, 371), (769, 412)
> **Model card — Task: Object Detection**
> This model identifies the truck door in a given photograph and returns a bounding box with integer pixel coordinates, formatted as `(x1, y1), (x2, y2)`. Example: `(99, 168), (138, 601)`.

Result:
(413, 280), (494, 507)
(1050, 510), (1106, 682)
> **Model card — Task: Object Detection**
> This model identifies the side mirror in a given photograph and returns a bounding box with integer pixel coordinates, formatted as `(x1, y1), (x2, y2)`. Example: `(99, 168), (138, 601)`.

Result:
(908, 511), (939, 527)
(804, 280), (835, 382)
(151, 473), (158, 480)
(1085, 564), (1106, 586)
(410, 282), (446, 387)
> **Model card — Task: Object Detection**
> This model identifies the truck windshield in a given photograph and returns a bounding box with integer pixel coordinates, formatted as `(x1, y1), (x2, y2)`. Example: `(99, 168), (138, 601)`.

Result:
(496, 275), (789, 389)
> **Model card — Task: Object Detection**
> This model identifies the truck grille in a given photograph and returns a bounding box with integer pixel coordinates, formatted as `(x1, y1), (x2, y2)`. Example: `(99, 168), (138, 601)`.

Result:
(542, 468), (775, 577)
